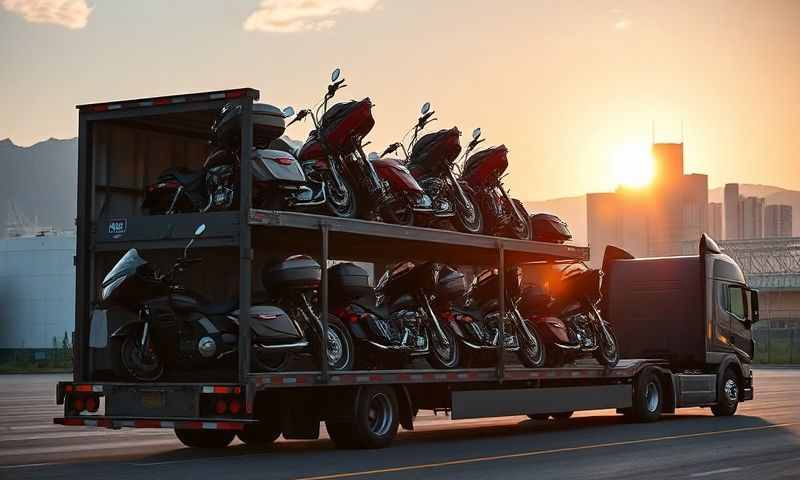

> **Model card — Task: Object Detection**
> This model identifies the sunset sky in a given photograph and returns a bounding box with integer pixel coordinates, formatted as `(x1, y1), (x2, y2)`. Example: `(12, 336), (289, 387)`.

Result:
(1, 0), (798, 200)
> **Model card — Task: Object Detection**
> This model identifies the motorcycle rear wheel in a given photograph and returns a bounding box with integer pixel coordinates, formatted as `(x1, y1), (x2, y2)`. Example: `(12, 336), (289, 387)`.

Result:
(380, 202), (414, 226)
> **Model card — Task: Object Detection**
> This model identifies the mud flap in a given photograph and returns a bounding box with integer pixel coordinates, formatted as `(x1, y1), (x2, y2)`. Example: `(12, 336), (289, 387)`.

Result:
(279, 390), (321, 440)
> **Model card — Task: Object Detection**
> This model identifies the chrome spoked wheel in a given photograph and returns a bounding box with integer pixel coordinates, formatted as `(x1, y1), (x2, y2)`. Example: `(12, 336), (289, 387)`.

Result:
(321, 315), (354, 372)
(429, 327), (460, 369)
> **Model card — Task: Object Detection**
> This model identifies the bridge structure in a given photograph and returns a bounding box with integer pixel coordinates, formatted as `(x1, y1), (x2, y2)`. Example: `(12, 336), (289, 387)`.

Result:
(719, 237), (800, 291)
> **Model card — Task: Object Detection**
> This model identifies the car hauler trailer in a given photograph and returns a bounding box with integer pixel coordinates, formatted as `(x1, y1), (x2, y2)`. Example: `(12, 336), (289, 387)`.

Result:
(54, 88), (757, 449)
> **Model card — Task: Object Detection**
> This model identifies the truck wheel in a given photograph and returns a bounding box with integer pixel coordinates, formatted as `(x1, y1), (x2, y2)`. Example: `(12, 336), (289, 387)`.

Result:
(174, 429), (235, 448)
(711, 368), (739, 417)
(329, 386), (399, 449)
(626, 368), (663, 423)
(237, 422), (281, 446)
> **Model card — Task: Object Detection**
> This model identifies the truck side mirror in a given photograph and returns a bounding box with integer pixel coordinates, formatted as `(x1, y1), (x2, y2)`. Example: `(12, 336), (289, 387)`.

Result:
(749, 289), (759, 324)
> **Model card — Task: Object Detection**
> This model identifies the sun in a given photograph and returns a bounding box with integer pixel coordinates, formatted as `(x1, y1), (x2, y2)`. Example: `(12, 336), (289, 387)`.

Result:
(612, 143), (654, 188)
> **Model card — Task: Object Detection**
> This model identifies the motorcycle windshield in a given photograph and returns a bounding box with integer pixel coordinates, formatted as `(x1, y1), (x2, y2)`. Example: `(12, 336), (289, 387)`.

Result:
(102, 249), (147, 288)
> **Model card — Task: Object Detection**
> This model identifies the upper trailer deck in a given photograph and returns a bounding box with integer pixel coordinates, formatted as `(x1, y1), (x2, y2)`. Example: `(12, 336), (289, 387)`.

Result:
(93, 209), (589, 265)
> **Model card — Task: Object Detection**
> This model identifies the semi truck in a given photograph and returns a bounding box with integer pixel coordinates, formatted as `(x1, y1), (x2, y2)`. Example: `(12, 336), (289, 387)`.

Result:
(54, 88), (758, 449)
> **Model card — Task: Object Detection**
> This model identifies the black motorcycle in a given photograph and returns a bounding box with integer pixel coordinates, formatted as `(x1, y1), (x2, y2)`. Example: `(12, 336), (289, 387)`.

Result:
(379, 102), (484, 233)
(100, 225), (350, 380)
(440, 266), (546, 368)
(142, 103), (328, 215)
(520, 261), (620, 367)
(261, 256), (354, 371)
(457, 129), (532, 240)
(332, 261), (461, 369)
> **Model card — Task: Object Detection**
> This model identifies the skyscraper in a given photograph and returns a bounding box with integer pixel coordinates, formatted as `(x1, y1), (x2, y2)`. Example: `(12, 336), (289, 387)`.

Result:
(708, 202), (723, 240)
(765, 204), (793, 238)
(724, 183), (740, 240)
(741, 196), (764, 239)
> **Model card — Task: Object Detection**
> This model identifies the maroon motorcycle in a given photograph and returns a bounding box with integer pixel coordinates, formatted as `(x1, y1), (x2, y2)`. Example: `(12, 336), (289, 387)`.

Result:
(289, 68), (431, 224)
(379, 103), (484, 233)
(458, 129), (532, 240)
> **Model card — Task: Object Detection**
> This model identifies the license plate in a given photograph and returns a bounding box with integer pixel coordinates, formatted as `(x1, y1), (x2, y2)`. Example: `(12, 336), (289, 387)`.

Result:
(141, 391), (164, 409)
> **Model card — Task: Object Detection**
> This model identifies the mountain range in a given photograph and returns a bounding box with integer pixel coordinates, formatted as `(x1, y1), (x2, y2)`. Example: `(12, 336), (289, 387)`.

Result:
(2, 137), (798, 242)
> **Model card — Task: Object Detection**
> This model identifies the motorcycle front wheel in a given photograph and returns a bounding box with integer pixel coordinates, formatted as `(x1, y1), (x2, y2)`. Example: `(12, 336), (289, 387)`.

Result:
(111, 326), (164, 381)
(325, 171), (358, 218)
(428, 325), (461, 369)
(593, 323), (620, 367)
(516, 320), (546, 368)
(452, 186), (484, 234)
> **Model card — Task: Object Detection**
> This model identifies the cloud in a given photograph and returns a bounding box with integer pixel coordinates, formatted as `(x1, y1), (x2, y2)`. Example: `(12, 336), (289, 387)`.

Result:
(2, 0), (92, 29)
(614, 18), (631, 30)
(244, 0), (379, 33)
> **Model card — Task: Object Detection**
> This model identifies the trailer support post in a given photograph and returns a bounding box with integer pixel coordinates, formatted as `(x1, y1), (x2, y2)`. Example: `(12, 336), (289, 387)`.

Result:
(75, 115), (92, 381)
(320, 224), (330, 383)
(497, 242), (505, 382)
(238, 98), (254, 384)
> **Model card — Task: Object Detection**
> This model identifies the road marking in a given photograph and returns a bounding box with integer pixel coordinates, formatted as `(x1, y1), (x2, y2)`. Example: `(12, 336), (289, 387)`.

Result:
(296, 422), (800, 480)
(690, 467), (742, 477)
(0, 463), (54, 470)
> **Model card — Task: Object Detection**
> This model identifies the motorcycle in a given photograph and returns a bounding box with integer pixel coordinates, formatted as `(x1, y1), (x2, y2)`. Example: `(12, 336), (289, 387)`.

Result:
(458, 129), (532, 239)
(100, 224), (348, 380)
(440, 266), (547, 368)
(332, 261), (461, 369)
(379, 102), (484, 233)
(261, 256), (354, 371)
(287, 68), (431, 225)
(520, 261), (620, 367)
(142, 103), (329, 214)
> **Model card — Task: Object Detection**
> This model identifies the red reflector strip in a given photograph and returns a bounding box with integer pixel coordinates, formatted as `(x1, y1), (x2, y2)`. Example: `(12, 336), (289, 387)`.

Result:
(64, 384), (73, 392)
(75, 384), (92, 392)
(153, 98), (170, 106)
(134, 420), (163, 428)
(92, 105), (108, 112)
(224, 89), (245, 99)
(201, 386), (241, 394)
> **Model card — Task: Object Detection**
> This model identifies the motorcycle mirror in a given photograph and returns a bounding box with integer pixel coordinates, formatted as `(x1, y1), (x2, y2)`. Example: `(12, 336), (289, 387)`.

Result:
(421, 102), (431, 115)
(472, 128), (481, 140)
(282, 106), (295, 118)
(368, 152), (380, 161)
(194, 224), (206, 237)
(331, 67), (341, 82)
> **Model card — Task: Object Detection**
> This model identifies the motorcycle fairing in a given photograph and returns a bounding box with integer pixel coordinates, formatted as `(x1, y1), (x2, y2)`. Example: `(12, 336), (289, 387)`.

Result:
(372, 158), (425, 193)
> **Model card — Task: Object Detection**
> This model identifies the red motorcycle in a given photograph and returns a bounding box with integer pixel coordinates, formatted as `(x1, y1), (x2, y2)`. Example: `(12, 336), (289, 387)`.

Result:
(379, 103), (484, 233)
(458, 130), (532, 240)
(289, 68), (430, 224)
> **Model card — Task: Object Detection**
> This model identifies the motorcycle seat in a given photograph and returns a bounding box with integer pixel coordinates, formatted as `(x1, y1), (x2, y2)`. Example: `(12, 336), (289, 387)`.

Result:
(160, 167), (205, 191)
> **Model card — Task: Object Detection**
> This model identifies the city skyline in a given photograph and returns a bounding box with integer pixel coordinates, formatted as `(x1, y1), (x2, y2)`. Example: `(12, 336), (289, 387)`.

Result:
(2, 0), (799, 201)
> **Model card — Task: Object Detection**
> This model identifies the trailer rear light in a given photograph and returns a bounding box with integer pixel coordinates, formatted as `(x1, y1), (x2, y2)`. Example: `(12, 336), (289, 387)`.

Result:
(85, 396), (99, 413)
(73, 397), (85, 412)
(215, 399), (228, 415)
(229, 399), (241, 415)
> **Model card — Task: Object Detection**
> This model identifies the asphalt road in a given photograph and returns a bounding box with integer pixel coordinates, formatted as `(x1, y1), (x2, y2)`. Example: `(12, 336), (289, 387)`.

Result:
(1, 368), (798, 480)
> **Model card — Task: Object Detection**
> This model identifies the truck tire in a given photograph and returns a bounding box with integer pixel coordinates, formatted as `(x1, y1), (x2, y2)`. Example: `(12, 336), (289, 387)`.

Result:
(237, 422), (281, 446)
(626, 368), (663, 423)
(174, 429), (235, 448)
(327, 386), (399, 449)
(711, 368), (739, 417)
